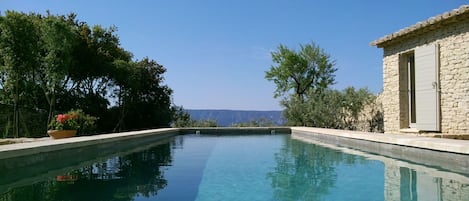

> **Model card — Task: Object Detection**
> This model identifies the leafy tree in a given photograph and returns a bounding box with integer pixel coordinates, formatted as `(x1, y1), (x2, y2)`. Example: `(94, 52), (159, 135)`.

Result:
(0, 11), (175, 137)
(265, 42), (337, 101)
(110, 58), (173, 131)
(0, 11), (40, 137)
(35, 13), (77, 124)
(266, 42), (381, 130)
(67, 21), (131, 112)
(282, 89), (343, 127)
(170, 106), (222, 128)
(282, 87), (376, 130)
(66, 22), (132, 132)
(341, 87), (374, 130)
(171, 106), (194, 128)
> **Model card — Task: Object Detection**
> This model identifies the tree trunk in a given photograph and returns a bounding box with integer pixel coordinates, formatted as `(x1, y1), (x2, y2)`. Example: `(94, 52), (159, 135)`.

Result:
(47, 94), (56, 130)
(13, 78), (19, 138)
(13, 102), (19, 138)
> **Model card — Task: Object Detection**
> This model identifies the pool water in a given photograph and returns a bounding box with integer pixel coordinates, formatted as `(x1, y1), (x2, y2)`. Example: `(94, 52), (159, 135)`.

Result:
(1, 134), (468, 201)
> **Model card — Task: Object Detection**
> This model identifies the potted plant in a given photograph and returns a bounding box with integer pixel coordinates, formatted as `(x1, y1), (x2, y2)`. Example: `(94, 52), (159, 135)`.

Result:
(47, 109), (97, 139)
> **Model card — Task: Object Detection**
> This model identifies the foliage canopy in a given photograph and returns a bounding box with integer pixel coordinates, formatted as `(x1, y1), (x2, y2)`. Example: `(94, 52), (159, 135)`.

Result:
(266, 42), (383, 132)
(0, 11), (174, 137)
(265, 42), (337, 100)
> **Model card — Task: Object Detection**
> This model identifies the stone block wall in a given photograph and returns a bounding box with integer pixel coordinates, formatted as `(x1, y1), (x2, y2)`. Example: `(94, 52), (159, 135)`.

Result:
(381, 17), (469, 135)
(382, 51), (401, 133)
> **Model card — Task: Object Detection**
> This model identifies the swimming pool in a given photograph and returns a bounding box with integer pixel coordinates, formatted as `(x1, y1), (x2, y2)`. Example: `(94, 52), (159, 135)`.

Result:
(1, 133), (468, 200)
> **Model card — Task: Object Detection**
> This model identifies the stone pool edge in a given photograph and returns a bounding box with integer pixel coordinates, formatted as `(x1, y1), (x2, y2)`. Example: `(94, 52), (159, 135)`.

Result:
(1, 126), (468, 161)
(0, 127), (290, 160)
(290, 127), (469, 155)
(0, 128), (179, 160)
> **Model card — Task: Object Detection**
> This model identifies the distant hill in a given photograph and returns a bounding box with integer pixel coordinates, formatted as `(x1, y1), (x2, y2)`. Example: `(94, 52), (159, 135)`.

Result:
(187, 109), (285, 126)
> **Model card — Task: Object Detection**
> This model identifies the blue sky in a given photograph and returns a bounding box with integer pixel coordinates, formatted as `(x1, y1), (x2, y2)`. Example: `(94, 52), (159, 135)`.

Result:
(1, 0), (467, 110)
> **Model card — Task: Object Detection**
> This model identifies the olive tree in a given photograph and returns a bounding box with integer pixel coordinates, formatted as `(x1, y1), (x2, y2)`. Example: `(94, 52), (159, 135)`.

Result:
(265, 42), (337, 101)
(266, 41), (337, 126)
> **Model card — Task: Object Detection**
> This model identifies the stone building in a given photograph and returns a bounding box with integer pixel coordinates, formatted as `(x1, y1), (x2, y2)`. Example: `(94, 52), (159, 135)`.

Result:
(371, 5), (469, 136)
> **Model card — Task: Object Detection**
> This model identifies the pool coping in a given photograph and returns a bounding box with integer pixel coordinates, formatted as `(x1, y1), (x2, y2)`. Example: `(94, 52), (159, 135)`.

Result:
(0, 127), (468, 161)
(0, 128), (179, 160)
(290, 127), (469, 155)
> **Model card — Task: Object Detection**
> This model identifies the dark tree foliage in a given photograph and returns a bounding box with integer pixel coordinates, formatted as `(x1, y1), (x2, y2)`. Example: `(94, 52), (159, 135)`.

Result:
(170, 106), (220, 128)
(0, 11), (174, 137)
(109, 58), (173, 132)
(171, 106), (193, 128)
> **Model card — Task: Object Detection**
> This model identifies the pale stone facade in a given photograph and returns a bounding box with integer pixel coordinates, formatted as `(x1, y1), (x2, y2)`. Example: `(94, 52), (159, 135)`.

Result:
(371, 5), (469, 136)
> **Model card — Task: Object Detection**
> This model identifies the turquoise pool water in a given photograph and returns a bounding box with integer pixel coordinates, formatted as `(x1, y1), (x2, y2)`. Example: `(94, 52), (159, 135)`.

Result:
(1, 134), (468, 201)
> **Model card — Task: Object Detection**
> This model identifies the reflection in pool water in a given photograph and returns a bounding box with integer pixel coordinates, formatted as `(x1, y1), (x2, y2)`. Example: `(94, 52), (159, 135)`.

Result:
(0, 134), (468, 201)
(1, 140), (172, 201)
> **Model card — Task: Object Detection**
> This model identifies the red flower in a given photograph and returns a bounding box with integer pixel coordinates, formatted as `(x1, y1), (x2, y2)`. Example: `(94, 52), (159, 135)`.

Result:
(56, 114), (66, 123)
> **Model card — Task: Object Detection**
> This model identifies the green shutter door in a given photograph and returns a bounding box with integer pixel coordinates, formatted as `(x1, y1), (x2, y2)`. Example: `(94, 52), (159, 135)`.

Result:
(414, 44), (440, 131)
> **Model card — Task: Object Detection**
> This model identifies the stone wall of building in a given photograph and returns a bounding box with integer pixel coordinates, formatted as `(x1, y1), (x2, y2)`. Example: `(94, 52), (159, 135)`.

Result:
(382, 51), (401, 133)
(381, 16), (469, 135)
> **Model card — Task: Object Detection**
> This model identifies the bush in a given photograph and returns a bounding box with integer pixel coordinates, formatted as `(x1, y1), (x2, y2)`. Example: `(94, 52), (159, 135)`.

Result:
(282, 87), (383, 132)
(48, 109), (98, 135)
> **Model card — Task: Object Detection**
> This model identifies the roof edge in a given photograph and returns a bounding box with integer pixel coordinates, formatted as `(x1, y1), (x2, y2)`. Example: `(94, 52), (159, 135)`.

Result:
(371, 5), (469, 47)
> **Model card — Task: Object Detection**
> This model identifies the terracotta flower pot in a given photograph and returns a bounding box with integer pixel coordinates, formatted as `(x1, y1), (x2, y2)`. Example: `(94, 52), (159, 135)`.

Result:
(47, 130), (77, 139)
